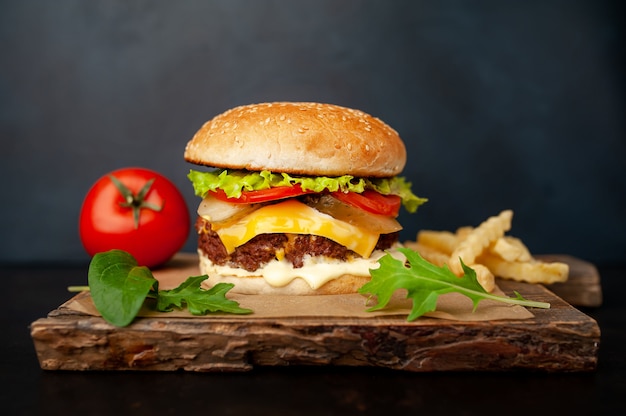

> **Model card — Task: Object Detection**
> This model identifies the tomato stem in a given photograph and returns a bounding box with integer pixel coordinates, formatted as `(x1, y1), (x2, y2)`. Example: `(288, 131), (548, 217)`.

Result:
(109, 175), (163, 229)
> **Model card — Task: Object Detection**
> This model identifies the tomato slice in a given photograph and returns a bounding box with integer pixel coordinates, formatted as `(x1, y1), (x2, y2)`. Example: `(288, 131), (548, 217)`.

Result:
(209, 184), (313, 204)
(331, 189), (402, 217)
(210, 185), (401, 217)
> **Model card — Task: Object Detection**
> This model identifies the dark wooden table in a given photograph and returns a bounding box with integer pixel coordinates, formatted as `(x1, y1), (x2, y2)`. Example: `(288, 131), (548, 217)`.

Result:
(2, 263), (625, 415)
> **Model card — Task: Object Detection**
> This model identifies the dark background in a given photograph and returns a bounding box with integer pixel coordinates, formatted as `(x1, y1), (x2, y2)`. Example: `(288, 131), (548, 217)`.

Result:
(1, 0), (624, 266)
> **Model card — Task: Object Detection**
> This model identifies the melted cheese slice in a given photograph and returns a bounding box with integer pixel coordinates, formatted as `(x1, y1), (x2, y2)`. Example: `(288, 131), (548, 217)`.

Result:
(211, 199), (380, 258)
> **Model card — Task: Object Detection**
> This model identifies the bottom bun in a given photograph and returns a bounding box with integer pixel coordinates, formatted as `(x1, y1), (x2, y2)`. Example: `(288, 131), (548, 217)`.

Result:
(197, 250), (400, 295)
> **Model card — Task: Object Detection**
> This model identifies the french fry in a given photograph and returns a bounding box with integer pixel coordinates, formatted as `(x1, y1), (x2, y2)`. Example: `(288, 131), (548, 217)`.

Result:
(409, 208), (568, 288)
(468, 263), (495, 292)
(449, 210), (513, 276)
(490, 236), (532, 262)
(404, 241), (450, 267)
(477, 252), (569, 284)
(416, 230), (459, 255)
(455, 226), (474, 240)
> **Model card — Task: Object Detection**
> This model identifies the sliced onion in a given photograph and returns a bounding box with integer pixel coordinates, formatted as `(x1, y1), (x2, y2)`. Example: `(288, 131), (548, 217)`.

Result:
(306, 194), (402, 235)
(197, 195), (259, 224)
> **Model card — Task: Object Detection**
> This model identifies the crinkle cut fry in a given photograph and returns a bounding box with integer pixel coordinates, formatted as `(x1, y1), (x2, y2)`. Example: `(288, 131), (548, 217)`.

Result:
(490, 235), (532, 262)
(449, 210), (513, 276)
(416, 230), (458, 255)
(468, 263), (495, 292)
(404, 241), (450, 267)
(478, 252), (569, 284)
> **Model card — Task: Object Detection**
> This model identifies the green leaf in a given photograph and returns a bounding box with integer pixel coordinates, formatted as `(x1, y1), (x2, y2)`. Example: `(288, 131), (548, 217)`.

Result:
(367, 176), (428, 213)
(156, 275), (253, 315)
(359, 247), (550, 321)
(188, 169), (427, 213)
(88, 250), (158, 327)
(188, 169), (363, 197)
(88, 250), (253, 327)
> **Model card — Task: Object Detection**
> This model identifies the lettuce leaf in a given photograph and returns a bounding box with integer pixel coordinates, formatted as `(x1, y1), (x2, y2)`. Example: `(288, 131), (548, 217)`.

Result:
(367, 176), (426, 214)
(188, 169), (427, 213)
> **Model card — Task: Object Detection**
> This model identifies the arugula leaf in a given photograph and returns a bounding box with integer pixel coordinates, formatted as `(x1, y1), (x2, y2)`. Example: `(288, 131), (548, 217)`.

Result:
(359, 247), (550, 321)
(88, 250), (252, 327)
(157, 276), (253, 315)
(88, 250), (158, 327)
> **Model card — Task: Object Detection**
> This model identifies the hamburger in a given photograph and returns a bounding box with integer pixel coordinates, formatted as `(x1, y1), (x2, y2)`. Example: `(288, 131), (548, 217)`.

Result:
(184, 102), (427, 295)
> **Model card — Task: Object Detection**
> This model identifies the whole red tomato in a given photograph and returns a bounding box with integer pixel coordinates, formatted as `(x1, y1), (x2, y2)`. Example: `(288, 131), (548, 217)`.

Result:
(79, 167), (191, 268)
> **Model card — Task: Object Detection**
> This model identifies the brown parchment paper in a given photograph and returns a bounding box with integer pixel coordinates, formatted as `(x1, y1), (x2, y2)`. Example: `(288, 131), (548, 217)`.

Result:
(61, 253), (534, 321)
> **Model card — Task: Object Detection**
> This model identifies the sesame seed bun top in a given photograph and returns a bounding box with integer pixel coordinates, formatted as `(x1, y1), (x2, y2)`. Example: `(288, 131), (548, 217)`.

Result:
(184, 102), (407, 177)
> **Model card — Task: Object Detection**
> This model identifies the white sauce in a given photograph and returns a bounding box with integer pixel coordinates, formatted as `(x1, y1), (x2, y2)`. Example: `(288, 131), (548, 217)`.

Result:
(200, 247), (406, 290)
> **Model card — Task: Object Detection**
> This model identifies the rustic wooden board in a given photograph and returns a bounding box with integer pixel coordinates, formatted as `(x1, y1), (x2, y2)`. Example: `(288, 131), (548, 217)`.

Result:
(30, 255), (600, 373)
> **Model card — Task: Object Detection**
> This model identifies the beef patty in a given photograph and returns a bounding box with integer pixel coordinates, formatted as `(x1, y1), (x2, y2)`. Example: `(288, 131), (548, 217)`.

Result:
(195, 216), (399, 272)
